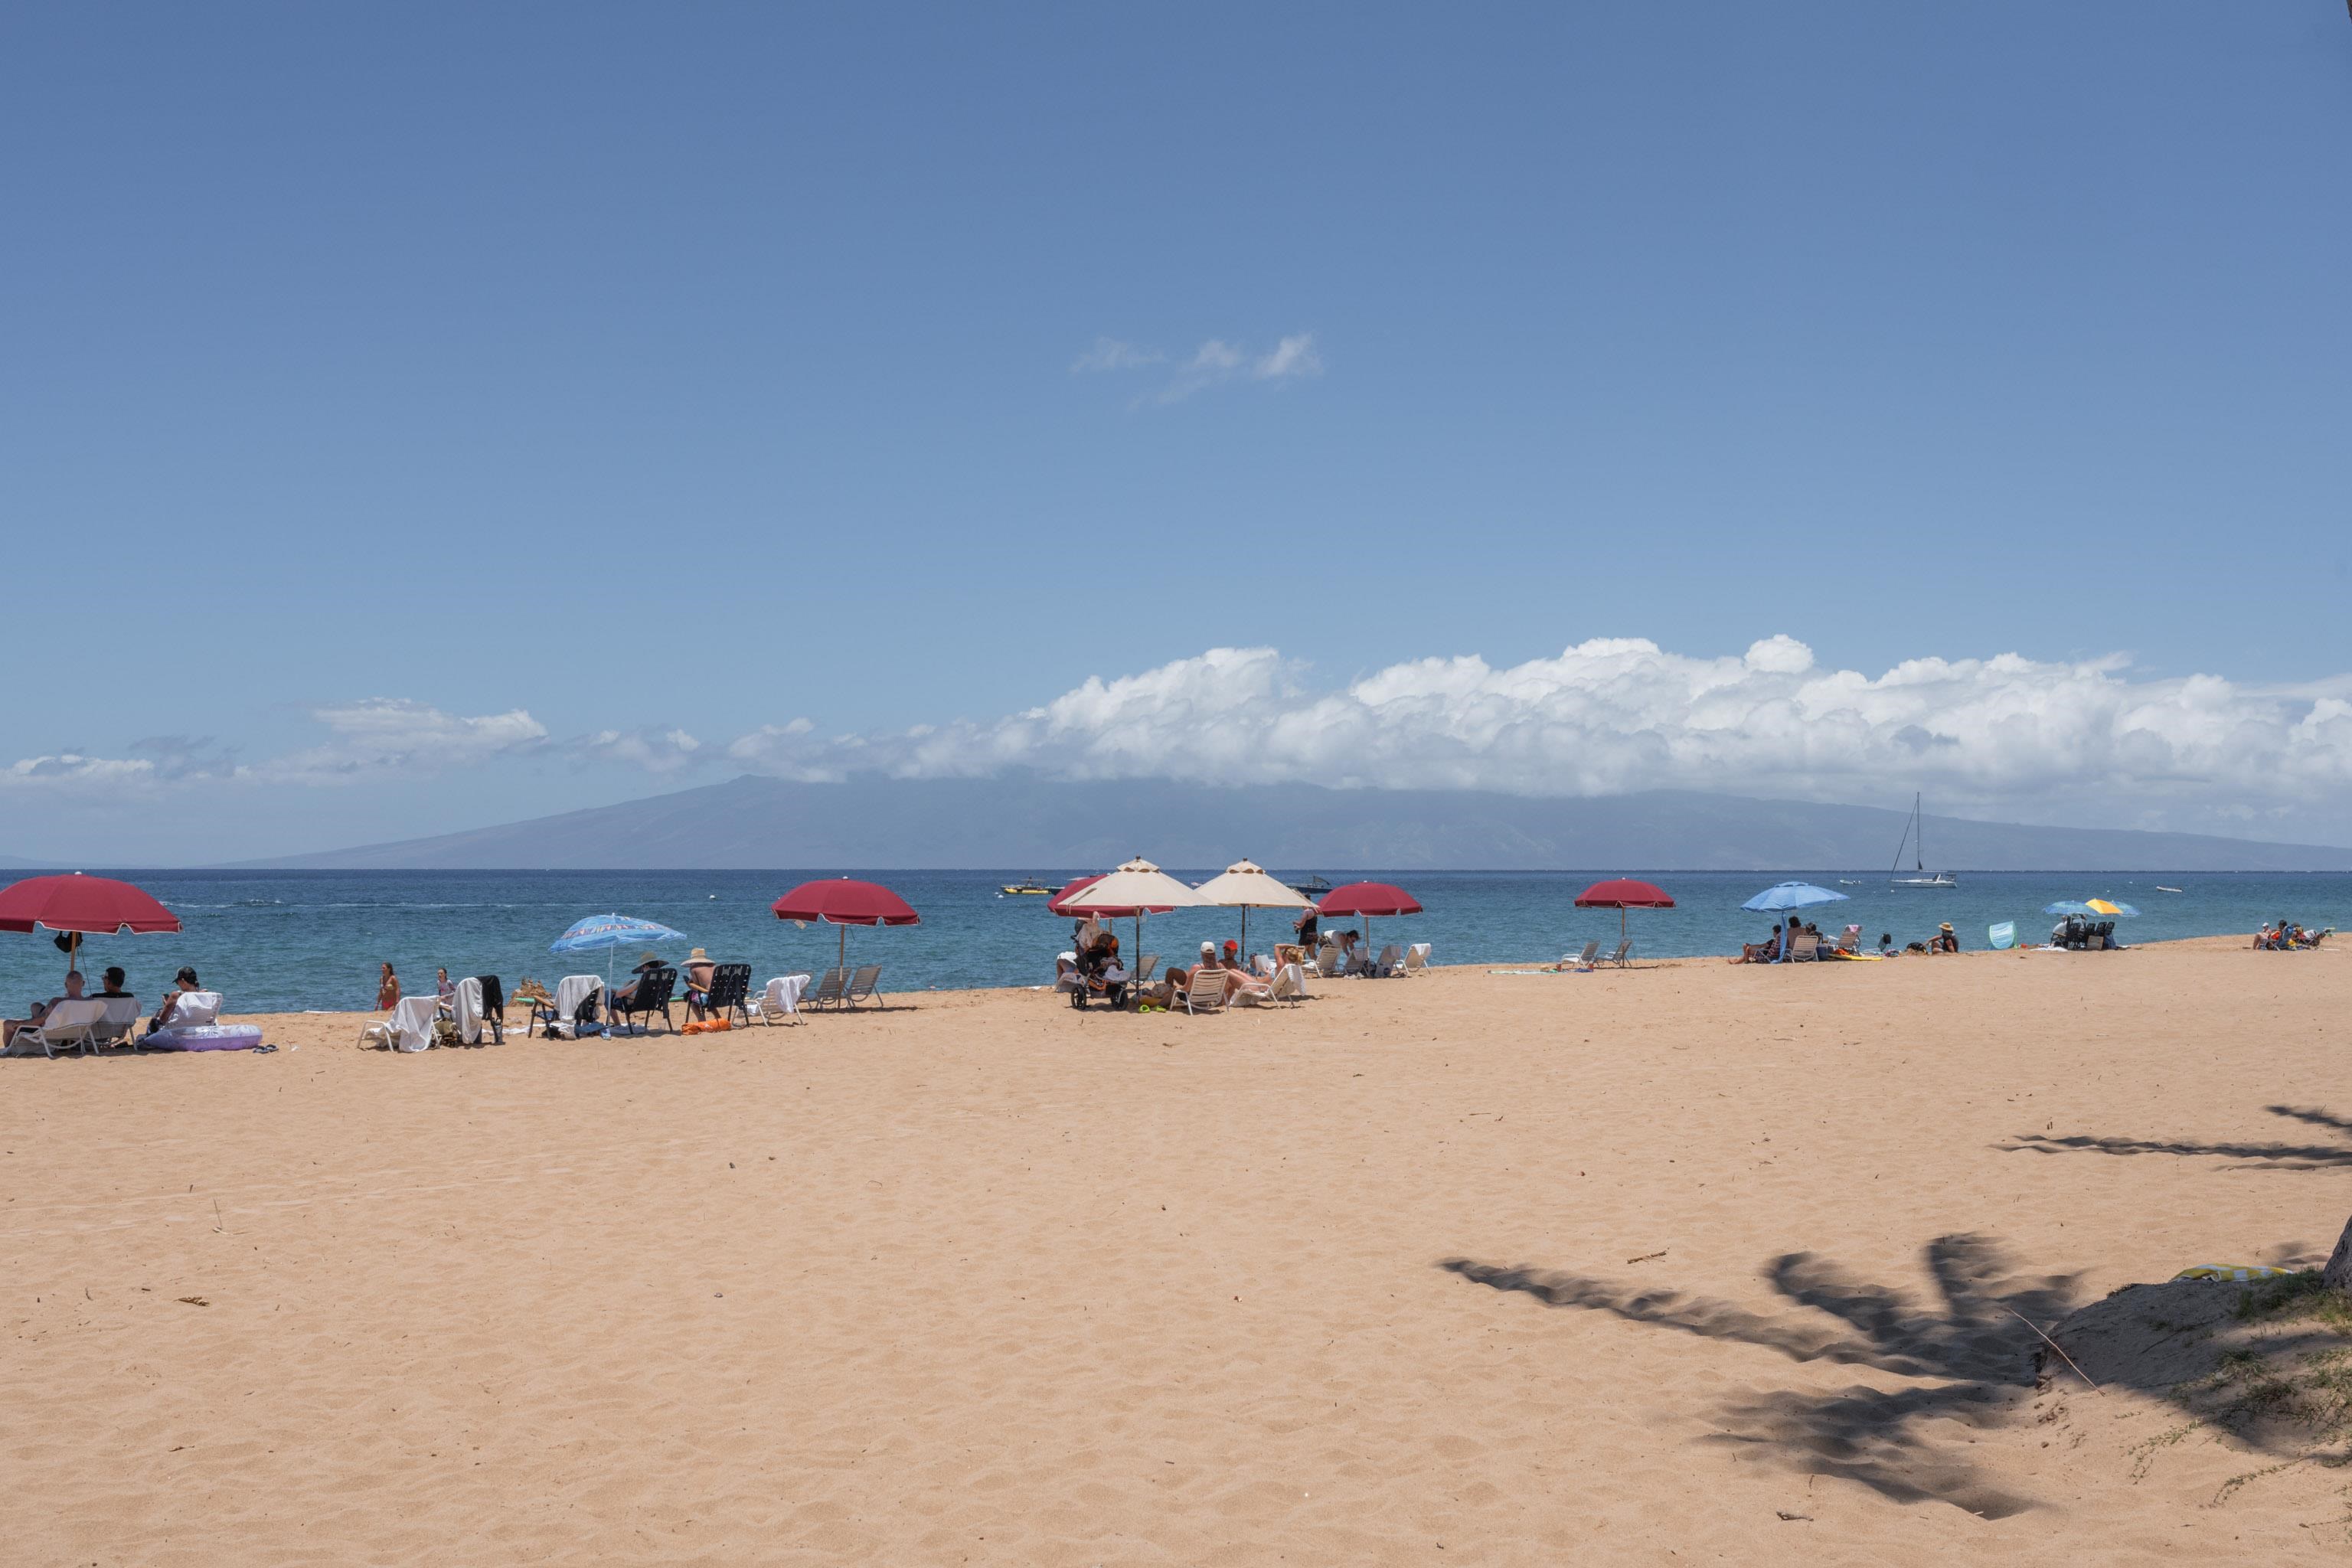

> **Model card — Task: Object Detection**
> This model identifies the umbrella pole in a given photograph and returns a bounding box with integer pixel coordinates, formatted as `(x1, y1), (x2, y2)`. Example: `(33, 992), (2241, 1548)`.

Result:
(838, 923), (848, 975)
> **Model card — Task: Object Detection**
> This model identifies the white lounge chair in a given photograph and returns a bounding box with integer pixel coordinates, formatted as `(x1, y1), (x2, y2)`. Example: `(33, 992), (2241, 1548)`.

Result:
(1563, 941), (1600, 971)
(1403, 942), (1431, 975)
(1785, 933), (1818, 963)
(1370, 943), (1403, 977)
(1182, 968), (1227, 1015)
(11, 998), (108, 1058)
(754, 975), (809, 1025)
(1269, 962), (1310, 1004)
(90, 996), (142, 1052)
(1600, 939), (1634, 968)
(1315, 941), (1343, 979)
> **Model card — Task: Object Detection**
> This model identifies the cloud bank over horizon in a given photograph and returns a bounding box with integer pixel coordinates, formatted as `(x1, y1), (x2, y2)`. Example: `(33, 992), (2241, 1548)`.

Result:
(10, 638), (2352, 844)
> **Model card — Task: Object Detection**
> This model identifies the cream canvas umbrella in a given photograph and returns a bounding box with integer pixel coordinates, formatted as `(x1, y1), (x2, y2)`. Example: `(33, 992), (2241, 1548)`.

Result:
(1192, 858), (1310, 959)
(1054, 856), (1208, 983)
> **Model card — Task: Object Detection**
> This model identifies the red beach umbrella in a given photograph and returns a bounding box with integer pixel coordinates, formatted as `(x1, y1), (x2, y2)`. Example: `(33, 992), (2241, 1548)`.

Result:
(1045, 875), (1107, 916)
(0, 871), (183, 978)
(1315, 882), (1423, 918)
(1573, 877), (1675, 942)
(1315, 881), (1423, 967)
(772, 878), (920, 972)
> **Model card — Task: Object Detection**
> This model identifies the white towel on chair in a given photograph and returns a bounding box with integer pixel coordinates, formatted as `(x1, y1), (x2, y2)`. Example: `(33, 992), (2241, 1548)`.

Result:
(454, 977), (485, 1044)
(388, 995), (439, 1052)
(550, 975), (603, 1037)
(763, 975), (808, 1015)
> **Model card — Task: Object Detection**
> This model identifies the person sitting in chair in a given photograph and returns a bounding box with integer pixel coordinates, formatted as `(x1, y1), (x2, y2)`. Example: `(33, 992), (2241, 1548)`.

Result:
(1733, 923), (1782, 964)
(607, 953), (665, 1010)
(4, 971), (85, 1050)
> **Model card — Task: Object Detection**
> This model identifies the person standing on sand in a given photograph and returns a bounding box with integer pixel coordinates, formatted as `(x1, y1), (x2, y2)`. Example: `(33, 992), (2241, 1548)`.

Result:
(1292, 906), (1319, 951)
(377, 962), (400, 1010)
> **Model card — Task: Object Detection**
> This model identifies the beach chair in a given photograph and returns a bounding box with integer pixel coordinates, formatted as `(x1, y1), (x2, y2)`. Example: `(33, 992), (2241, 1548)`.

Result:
(1315, 941), (1343, 979)
(11, 998), (108, 1058)
(844, 965), (883, 1008)
(1563, 941), (1600, 971)
(609, 965), (678, 1034)
(1786, 933), (1818, 963)
(753, 974), (809, 1025)
(1599, 939), (1633, 968)
(803, 968), (848, 1010)
(90, 995), (142, 1052)
(363, 995), (440, 1052)
(1268, 962), (1310, 1004)
(1181, 967), (1227, 1015)
(1404, 942), (1431, 975)
(1370, 943), (1403, 977)
(1838, 926), (1861, 956)
(1134, 952), (1161, 985)
(691, 963), (753, 1027)
(530, 975), (604, 1038)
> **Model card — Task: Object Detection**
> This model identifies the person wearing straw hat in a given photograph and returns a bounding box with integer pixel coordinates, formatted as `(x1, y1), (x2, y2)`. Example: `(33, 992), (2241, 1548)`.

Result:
(609, 951), (666, 1008)
(681, 946), (717, 1010)
(1931, 922), (1960, 955)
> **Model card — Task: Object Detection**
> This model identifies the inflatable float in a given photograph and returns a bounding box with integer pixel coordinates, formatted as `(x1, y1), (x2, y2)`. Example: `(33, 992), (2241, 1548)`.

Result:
(147, 1024), (265, 1052)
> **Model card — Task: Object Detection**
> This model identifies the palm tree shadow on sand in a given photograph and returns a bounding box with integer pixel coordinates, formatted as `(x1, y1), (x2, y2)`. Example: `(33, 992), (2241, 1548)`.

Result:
(1440, 1234), (2079, 1518)
(2004, 1105), (2352, 1171)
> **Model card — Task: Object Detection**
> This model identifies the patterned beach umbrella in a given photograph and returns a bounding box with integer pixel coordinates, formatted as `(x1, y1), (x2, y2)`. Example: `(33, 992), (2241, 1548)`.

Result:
(550, 913), (688, 982)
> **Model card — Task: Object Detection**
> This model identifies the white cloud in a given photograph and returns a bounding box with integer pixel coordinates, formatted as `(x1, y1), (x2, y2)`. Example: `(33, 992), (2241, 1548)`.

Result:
(573, 727), (704, 773)
(1075, 332), (1324, 403)
(719, 639), (2352, 835)
(251, 700), (548, 784)
(12, 642), (2352, 840)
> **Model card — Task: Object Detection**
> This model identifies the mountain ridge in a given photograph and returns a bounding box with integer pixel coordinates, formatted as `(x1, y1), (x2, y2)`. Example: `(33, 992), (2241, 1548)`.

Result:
(230, 774), (2352, 872)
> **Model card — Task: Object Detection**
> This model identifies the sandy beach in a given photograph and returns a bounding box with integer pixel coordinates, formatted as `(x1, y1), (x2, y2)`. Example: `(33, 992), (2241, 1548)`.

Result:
(6, 936), (2348, 1563)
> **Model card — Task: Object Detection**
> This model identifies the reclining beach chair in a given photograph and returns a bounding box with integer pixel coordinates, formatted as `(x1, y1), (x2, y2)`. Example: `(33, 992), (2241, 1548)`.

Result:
(691, 963), (753, 1027)
(1838, 926), (1861, 956)
(1182, 967), (1228, 1015)
(802, 968), (848, 1010)
(1315, 941), (1343, 979)
(1601, 938), (1634, 968)
(609, 965), (678, 1034)
(453, 977), (505, 1045)
(753, 974), (809, 1025)
(1134, 952), (1161, 986)
(90, 995), (142, 1053)
(1268, 962), (1310, 1005)
(1786, 933), (1818, 963)
(11, 998), (108, 1058)
(844, 965), (883, 1008)
(1404, 942), (1431, 975)
(1370, 942), (1403, 977)
(1563, 941), (1600, 972)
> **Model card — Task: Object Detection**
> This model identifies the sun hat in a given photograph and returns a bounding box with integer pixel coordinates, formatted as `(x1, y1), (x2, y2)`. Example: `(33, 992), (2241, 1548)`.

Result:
(1223, 939), (1240, 953)
(637, 949), (661, 965)
(688, 947), (710, 962)
(1939, 923), (1954, 933)
(1200, 940), (1216, 955)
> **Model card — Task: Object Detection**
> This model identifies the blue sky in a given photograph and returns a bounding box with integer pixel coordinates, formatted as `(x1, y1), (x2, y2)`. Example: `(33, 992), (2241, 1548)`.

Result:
(5, 2), (2350, 861)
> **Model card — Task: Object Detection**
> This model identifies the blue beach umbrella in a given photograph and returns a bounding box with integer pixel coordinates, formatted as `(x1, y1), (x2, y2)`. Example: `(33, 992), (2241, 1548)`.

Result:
(2041, 901), (2096, 916)
(1741, 882), (1851, 913)
(550, 913), (688, 983)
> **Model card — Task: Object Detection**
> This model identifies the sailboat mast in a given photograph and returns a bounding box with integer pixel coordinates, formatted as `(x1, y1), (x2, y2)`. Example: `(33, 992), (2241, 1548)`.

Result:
(1915, 792), (1925, 872)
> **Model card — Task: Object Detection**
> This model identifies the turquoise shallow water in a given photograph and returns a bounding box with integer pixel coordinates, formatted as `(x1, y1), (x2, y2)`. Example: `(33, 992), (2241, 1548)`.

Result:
(2, 868), (2343, 1015)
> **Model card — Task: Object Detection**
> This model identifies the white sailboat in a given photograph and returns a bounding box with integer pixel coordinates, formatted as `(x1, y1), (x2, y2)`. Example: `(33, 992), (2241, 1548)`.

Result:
(1890, 792), (1958, 889)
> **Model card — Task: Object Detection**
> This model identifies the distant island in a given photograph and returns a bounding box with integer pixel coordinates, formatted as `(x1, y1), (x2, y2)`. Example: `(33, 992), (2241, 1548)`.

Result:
(227, 774), (2352, 872)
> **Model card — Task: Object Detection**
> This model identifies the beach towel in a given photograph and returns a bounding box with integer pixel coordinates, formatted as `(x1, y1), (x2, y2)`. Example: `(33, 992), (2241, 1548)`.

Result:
(765, 975), (808, 1014)
(454, 977), (485, 1044)
(2172, 1265), (2308, 1283)
(1988, 921), (2016, 951)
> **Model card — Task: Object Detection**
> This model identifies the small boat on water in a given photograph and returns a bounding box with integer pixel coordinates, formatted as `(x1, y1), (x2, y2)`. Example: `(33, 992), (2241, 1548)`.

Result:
(1889, 793), (1958, 889)
(1000, 877), (1053, 896)
(2156, 886), (2184, 893)
(1293, 874), (1334, 896)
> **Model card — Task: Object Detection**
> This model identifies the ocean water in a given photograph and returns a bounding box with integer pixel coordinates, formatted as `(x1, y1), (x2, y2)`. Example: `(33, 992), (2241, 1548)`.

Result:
(2, 868), (2342, 1016)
